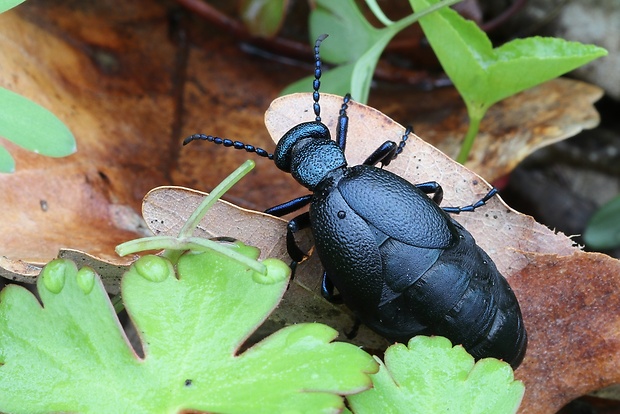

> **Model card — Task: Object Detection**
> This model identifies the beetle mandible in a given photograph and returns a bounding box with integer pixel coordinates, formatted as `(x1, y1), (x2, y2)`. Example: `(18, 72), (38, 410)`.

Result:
(184, 34), (527, 368)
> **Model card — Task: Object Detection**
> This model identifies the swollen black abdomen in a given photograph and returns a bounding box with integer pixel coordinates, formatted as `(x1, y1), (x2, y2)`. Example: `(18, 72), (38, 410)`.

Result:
(397, 219), (527, 368)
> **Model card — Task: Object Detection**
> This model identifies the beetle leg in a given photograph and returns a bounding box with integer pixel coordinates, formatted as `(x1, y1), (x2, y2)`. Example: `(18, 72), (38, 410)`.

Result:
(265, 194), (312, 217)
(321, 271), (343, 304)
(335, 94), (351, 151)
(441, 187), (499, 214)
(393, 125), (412, 159)
(345, 318), (361, 340)
(414, 181), (444, 205)
(362, 125), (413, 167)
(282, 212), (314, 281)
(362, 141), (398, 166)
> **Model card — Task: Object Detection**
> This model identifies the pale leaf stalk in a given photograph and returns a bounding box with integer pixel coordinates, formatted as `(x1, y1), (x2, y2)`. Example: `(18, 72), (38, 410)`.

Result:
(179, 159), (255, 238)
(456, 103), (487, 164)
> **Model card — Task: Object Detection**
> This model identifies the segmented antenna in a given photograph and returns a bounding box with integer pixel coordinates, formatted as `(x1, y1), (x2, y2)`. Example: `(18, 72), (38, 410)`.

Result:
(184, 35), (329, 159)
(313, 34), (329, 122)
(183, 134), (274, 160)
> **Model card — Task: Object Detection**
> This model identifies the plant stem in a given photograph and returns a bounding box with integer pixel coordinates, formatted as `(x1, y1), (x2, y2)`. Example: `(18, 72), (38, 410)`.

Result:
(179, 160), (255, 238)
(456, 111), (483, 164)
(365, 0), (393, 26)
(398, 0), (463, 31)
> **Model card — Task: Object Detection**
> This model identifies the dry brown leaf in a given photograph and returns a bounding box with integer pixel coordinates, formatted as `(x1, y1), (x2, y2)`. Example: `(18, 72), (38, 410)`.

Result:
(375, 78), (604, 178)
(0, 3), (174, 282)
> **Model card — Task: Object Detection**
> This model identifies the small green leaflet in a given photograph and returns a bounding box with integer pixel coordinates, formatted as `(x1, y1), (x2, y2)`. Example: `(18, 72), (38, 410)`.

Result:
(0, 0), (25, 14)
(0, 87), (76, 173)
(409, 0), (607, 162)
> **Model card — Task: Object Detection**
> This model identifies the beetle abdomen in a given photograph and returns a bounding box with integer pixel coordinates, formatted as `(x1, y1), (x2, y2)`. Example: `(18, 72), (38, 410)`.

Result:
(397, 219), (527, 367)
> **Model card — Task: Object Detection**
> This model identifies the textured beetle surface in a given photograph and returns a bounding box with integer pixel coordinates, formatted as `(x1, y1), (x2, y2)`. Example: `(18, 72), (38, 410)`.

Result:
(184, 34), (527, 368)
(311, 166), (526, 367)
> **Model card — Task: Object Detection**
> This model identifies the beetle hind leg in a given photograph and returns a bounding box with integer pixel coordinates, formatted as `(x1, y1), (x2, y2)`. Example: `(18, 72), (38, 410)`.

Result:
(441, 187), (499, 214)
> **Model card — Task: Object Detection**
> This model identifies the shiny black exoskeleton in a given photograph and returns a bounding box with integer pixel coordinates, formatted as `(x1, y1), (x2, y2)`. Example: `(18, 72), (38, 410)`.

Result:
(184, 35), (527, 368)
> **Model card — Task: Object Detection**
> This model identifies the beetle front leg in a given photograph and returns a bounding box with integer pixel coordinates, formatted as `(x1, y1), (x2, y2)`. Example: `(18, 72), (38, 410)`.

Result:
(265, 194), (312, 217)
(283, 211), (313, 279)
(362, 126), (413, 167)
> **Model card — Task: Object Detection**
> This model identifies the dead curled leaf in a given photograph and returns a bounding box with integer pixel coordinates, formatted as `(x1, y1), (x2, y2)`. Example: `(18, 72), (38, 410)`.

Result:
(143, 94), (620, 414)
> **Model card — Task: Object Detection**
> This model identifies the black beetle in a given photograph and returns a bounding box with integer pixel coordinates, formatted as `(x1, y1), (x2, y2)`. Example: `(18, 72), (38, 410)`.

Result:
(184, 34), (527, 368)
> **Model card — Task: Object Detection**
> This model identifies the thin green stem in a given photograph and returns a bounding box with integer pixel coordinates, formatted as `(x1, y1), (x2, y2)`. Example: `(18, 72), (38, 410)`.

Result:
(116, 235), (266, 275)
(456, 112), (483, 164)
(397, 0), (463, 32)
(179, 159), (255, 238)
(365, 0), (393, 26)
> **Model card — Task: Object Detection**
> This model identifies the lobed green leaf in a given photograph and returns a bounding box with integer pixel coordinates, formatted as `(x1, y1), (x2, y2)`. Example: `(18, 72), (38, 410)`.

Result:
(0, 249), (377, 413)
(348, 336), (524, 414)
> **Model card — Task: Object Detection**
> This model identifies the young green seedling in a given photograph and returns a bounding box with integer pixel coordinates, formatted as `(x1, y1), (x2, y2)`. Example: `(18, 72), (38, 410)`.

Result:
(286, 0), (607, 164)
(116, 160), (283, 284)
(283, 0), (461, 103)
(409, 0), (608, 163)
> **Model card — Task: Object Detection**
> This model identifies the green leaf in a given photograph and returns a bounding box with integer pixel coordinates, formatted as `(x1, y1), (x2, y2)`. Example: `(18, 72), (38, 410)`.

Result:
(584, 195), (620, 250)
(348, 336), (524, 414)
(409, 0), (607, 112)
(239, 0), (288, 38)
(0, 251), (377, 413)
(0, 87), (76, 163)
(0, 0), (25, 14)
(281, 63), (355, 96)
(309, 0), (382, 65)
(409, 0), (606, 163)
(306, 0), (460, 103)
(0, 145), (15, 173)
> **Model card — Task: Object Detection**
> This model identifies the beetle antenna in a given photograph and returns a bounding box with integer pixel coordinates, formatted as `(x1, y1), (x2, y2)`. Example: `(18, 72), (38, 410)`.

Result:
(313, 34), (328, 122)
(183, 134), (274, 160)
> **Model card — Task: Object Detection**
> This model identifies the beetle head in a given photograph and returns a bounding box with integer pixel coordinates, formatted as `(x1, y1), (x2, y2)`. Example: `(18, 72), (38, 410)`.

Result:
(274, 121), (346, 190)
